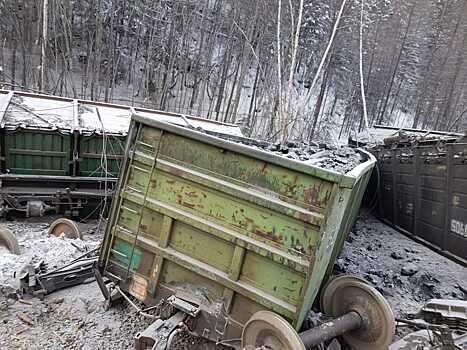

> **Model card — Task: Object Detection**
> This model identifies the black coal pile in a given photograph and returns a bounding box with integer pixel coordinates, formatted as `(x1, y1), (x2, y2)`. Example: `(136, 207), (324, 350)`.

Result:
(335, 215), (467, 317)
(203, 128), (364, 174)
(251, 141), (363, 174)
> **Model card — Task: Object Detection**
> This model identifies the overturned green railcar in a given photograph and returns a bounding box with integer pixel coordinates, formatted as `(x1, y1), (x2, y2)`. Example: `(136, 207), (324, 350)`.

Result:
(0, 90), (243, 218)
(97, 113), (376, 347)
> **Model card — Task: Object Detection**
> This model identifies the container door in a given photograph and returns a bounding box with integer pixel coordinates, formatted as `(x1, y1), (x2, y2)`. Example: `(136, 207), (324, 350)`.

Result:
(415, 145), (448, 249)
(79, 134), (125, 177)
(394, 148), (416, 233)
(445, 143), (467, 261)
(377, 148), (395, 222)
(4, 130), (71, 176)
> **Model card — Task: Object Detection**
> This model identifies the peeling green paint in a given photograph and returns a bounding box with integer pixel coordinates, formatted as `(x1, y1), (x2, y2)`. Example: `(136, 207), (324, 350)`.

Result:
(113, 239), (142, 270)
(99, 116), (376, 334)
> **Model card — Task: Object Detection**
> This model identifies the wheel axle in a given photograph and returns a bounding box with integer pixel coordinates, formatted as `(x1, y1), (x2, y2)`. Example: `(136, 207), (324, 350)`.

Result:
(299, 310), (363, 348)
(242, 275), (395, 350)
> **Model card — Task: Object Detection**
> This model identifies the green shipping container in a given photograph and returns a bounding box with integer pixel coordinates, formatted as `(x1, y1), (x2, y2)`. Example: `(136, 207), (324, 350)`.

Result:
(98, 114), (376, 345)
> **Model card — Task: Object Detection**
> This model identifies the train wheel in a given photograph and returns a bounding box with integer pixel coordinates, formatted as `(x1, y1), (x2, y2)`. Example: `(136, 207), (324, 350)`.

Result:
(242, 310), (306, 350)
(320, 275), (395, 350)
(48, 218), (81, 239)
(0, 226), (20, 254)
(319, 274), (369, 311)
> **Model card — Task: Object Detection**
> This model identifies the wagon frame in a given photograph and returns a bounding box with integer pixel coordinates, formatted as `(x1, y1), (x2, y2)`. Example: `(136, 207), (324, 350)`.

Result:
(96, 113), (393, 349)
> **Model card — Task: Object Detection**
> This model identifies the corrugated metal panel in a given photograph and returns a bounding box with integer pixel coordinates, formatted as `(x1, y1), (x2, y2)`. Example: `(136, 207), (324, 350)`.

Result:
(374, 142), (467, 263)
(416, 145), (448, 248)
(446, 143), (467, 261)
(377, 148), (395, 222)
(79, 134), (125, 177)
(394, 147), (416, 233)
(4, 130), (71, 176)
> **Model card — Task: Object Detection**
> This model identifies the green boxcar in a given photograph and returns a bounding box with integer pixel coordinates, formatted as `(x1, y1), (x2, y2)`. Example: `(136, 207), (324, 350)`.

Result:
(79, 134), (126, 177)
(3, 129), (72, 176)
(98, 114), (376, 344)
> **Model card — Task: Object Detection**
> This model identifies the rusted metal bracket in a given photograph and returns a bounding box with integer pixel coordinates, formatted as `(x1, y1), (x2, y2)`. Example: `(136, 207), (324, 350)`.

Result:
(93, 265), (124, 310)
(167, 295), (200, 317)
(93, 262), (111, 302)
(134, 311), (186, 350)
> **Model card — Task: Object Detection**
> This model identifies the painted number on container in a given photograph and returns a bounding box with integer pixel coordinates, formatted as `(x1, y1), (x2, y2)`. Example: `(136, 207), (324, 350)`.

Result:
(451, 219), (467, 238)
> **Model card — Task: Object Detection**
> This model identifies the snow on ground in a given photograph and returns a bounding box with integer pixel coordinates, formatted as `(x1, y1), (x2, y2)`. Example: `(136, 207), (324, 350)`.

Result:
(0, 218), (100, 290)
(0, 217), (227, 350)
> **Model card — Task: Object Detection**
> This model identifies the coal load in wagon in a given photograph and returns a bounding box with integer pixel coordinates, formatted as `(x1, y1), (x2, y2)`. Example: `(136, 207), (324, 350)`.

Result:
(193, 128), (364, 174)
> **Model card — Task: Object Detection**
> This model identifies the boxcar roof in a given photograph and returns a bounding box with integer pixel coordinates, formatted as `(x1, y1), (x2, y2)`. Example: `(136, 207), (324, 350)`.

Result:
(0, 90), (244, 137)
(349, 125), (463, 146)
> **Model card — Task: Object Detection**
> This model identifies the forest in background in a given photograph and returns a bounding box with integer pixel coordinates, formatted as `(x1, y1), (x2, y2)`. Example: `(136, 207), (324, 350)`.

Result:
(1, 0), (467, 143)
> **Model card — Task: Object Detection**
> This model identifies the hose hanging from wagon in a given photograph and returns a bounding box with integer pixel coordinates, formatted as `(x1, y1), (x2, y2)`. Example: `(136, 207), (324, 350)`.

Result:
(113, 285), (159, 320)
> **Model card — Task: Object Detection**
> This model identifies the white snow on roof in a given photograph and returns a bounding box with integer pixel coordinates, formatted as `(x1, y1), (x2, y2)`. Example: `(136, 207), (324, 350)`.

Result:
(0, 91), (244, 138)
(135, 110), (187, 128)
(135, 110), (244, 137)
(79, 104), (130, 135)
(5, 95), (74, 130)
(188, 118), (245, 137)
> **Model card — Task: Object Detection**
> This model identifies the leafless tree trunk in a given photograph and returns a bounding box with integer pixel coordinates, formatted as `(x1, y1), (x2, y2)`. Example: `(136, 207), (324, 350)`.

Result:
(40, 0), (48, 92)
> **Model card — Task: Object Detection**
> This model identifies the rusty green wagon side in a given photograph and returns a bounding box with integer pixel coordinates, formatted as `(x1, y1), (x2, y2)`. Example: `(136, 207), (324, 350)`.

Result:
(97, 113), (378, 348)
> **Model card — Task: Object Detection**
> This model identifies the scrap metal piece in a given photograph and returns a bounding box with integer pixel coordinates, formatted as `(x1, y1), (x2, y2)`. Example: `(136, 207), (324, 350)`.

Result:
(389, 329), (434, 349)
(167, 295), (200, 318)
(391, 299), (467, 349)
(17, 257), (97, 299)
(134, 311), (186, 350)
(242, 311), (306, 350)
(0, 226), (20, 254)
(421, 299), (467, 330)
(93, 263), (111, 302)
(38, 257), (97, 294)
(320, 275), (395, 350)
(48, 218), (81, 239)
(114, 285), (155, 319)
(389, 329), (467, 350)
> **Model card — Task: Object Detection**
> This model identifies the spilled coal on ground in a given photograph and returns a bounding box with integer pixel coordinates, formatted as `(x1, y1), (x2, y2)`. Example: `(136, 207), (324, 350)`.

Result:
(335, 214), (467, 317)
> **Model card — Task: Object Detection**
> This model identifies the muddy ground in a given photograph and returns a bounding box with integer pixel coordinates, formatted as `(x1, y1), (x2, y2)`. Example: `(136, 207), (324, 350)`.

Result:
(0, 215), (465, 349)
